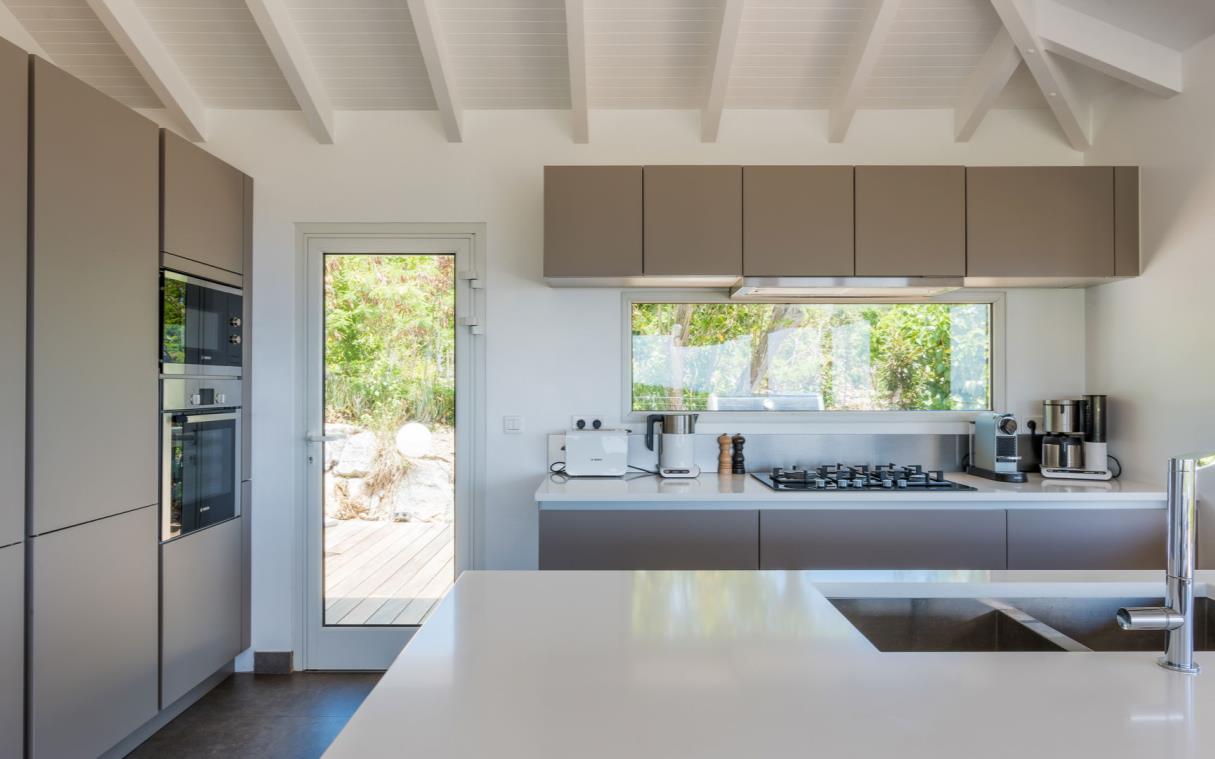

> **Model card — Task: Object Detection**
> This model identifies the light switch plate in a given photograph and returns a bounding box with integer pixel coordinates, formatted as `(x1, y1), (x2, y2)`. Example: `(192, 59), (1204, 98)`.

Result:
(503, 415), (524, 434)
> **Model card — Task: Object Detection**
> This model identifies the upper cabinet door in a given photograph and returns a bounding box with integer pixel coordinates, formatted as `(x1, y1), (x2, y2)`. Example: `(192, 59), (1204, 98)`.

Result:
(1114, 166), (1140, 277)
(644, 166), (742, 276)
(162, 129), (245, 274)
(0, 39), (27, 548)
(544, 166), (643, 278)
(855, 166), (965, 276)
(743, 166), (853, 277)
(30, 59), (159, 536)
(967, 167), (1115, 277)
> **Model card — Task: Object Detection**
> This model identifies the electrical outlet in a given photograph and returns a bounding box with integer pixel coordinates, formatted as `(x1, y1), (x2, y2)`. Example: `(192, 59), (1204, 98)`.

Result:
(570, 414), (607, 431)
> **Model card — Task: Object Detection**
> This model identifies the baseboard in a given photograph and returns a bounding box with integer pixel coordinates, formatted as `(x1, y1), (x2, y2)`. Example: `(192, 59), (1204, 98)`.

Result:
(254, 650), (293, 674)
(99, 662), (234, 759)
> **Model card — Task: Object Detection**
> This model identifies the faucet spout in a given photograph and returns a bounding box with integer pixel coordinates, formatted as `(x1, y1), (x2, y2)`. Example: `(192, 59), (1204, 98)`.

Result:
(1116, 454), (1208, 675)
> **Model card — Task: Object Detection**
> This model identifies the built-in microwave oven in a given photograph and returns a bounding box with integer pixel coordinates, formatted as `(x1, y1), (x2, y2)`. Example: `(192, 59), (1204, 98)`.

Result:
(161, 377), (241, 541)
(161, 269), (243, 377)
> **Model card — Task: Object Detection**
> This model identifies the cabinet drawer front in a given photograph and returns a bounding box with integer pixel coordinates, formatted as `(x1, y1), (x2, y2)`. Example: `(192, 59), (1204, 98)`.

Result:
(760, 509), (1006, 570)
(644, 166), (742, 276)
(1007, 509), (1165, 570)
(544, 166), (643, 277)
(540, 510), (758, 570)
(967, 166), (1115, 277)
(855, 166), (965, 276)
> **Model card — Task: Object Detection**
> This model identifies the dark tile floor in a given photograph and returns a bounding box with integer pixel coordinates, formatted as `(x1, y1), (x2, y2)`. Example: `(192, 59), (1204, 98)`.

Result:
(126, 672), (381, 759)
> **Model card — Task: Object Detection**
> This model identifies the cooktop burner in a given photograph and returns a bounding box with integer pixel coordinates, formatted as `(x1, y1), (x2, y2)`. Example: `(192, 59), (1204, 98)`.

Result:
(752, 463), (976, 492)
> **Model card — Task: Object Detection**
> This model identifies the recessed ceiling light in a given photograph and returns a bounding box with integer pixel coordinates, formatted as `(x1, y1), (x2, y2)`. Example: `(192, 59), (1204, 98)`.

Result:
(1027, 47), (1036, 54)
(1049, 91), (1058, 97)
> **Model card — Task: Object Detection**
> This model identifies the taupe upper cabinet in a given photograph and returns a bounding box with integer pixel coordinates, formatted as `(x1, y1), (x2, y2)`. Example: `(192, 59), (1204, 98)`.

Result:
(855, 166), (966, 276)
(162, 129), (245, 274)
(544, 166), (643, 278)
(0, 39), (27, 548)
(743, 166), (853, 277)
(967, 166), (1118, 278)
(644, 165), (742, 276)
(30, 59), (159, 536)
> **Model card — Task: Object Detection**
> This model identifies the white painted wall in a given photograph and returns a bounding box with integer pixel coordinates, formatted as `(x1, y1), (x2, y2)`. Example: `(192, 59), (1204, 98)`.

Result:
(1085, 35), (1215, 484)
(175, 106), (1086, 655)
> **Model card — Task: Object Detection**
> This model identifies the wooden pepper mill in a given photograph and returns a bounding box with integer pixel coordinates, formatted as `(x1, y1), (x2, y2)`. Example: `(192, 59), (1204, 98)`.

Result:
(717, 434), (733, 473)
(732, 434), (746, 474)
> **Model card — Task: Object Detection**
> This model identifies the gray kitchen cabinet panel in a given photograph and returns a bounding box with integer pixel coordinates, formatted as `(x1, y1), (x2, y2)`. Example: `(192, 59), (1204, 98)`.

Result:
(760, 509), (1006, 569)
(241, 482), (252, 650)
(29, 506), (158, 759)
(743, 166), (854, 277)
(544, 166), (643, 278)
(162, 129), (245, 273)
(1007, 509), (1165, 570)
(0, 543), (23, 759)
(539, 510), (758, 570)
(644, 166), (742, 276)
(855, 166), (966, 276)
(242, 172), (253, 480)
(967, 167), (1115, 277)
(0, 39), (27, 548)
(163, 518), (243, 707)
(30, 59), (159, 536)
(1114, 166), (1140, 276)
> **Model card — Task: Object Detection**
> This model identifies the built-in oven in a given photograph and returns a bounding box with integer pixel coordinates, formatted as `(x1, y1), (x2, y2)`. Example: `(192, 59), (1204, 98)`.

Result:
(161, 269), (243, 377)
(161, 377), (241, 542)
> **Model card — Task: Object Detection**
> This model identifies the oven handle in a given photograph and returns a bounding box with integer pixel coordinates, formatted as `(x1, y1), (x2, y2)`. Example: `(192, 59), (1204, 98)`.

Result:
(174, 411), (240, 424)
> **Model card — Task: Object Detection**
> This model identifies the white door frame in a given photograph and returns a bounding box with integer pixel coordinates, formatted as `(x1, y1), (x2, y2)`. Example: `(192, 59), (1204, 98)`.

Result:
(296, 223), (486, 670)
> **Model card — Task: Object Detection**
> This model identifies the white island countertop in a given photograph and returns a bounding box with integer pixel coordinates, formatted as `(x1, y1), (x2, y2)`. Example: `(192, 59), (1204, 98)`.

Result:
(535, 472), (1167, 509)
(326, 570), (1213, 759)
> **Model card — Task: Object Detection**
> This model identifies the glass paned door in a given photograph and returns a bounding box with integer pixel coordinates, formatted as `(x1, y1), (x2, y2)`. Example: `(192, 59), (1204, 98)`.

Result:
(304, 229), (478, 671)
(321, 254), (456, 626)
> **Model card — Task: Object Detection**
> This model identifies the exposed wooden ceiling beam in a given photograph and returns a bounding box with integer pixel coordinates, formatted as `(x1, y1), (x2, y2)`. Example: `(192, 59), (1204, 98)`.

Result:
(564, 0), (588, 143)
(828, 0), (902, 143)
(245, 0), (335, 144)
(0, 3), (52, 60)
(405, 0), (462, 143)
(701, 0), (745, 143)
(989, 0), (1090, 150)
(1035, 0), (1182, 97)
(84, 0), (207, 141)
(955, 29), (1022, 141)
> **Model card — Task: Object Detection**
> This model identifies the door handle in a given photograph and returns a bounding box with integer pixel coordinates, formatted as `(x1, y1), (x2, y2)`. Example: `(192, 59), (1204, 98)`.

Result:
(306, 433), (348, 443)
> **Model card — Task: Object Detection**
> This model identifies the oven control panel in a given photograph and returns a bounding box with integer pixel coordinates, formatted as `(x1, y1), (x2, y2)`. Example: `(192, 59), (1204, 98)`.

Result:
(163, 377), (242, 412)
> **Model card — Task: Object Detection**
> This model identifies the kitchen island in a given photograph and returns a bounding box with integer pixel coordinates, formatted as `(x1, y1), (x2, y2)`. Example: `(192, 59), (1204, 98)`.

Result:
(325, 569), (1212, 758)
(535, 473), (1169, 571)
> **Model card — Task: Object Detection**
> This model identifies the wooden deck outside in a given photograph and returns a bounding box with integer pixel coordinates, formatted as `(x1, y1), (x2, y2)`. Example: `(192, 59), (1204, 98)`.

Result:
(324, 519), (454, 626)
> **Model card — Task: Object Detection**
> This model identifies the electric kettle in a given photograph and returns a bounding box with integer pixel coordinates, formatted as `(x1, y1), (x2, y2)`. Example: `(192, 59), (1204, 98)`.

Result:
(645, 414), (700, 479)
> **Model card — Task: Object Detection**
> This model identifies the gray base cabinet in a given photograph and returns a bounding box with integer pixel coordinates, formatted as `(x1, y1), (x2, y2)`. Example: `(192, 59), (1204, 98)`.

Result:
(29, 507), (158, 759)
(162, 518), (243, 707)
(760, 510), (1007, 569)
(1007, 509), (1166, 569)
(539, 510), (758, 570)
(0, 543), (22, 759)
(0, 39), (26, 549)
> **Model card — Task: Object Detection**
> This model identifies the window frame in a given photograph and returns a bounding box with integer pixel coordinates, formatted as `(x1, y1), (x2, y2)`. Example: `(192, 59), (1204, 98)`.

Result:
(620, 289), (1006, 431)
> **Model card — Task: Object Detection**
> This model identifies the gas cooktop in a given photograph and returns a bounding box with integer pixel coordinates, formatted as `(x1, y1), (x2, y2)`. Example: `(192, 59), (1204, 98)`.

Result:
(752, 463), (976, 492)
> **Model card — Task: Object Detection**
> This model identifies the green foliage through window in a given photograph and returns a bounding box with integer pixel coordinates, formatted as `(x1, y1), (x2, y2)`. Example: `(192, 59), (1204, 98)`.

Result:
(631, 301), (991, 412)
(324, 255), (456, 430)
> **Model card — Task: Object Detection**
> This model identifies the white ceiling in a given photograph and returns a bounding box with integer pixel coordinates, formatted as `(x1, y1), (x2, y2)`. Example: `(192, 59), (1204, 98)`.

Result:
(2, 0), (1212, 144)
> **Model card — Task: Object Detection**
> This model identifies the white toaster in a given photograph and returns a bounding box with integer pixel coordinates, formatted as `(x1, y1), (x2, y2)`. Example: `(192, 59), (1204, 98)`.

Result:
(564, 430), (629, 477)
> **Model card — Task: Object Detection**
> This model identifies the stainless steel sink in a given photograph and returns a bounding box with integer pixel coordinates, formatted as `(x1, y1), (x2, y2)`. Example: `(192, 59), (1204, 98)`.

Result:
(829, 596), (1215, 653)
(828, 598), (1065, 652)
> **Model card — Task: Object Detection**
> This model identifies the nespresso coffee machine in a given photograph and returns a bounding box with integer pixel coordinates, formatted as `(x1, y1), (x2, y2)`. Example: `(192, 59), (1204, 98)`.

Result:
(968, 412), (1028, 483)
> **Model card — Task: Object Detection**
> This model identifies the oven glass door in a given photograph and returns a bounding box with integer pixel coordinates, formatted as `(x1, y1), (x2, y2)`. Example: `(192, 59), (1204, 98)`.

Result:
(162, 271), (243, 375)
(164, 410), (241, 541)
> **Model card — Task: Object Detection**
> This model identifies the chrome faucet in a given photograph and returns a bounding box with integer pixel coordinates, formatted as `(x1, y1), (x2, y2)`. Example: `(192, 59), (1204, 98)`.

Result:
(1117, 454), (1210, 674)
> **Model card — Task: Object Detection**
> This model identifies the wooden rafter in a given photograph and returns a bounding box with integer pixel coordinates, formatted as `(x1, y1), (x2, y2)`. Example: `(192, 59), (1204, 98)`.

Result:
(405, 0), (463, 143)
(564, 0), (589, 143)
(245, 0), (336, 144)
(701, 0), (745, 143)
(955, 29), (1022, 141)
(828, 0), (902, 142)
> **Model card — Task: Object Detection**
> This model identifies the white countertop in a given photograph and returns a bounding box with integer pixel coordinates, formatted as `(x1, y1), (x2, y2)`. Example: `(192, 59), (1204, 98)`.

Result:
(327, 570), (1213, 759)
(535, 472), (1167, 509)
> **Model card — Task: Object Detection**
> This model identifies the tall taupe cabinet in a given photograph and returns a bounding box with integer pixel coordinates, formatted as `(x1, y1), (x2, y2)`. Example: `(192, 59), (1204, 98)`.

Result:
(0, 37), (27, 759)
(27, 59), (159, 758)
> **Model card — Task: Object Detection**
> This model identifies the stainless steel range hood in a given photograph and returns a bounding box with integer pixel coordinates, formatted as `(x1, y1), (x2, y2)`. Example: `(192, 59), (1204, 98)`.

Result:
(730, 276), (964, 300)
